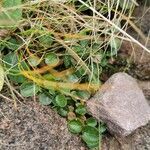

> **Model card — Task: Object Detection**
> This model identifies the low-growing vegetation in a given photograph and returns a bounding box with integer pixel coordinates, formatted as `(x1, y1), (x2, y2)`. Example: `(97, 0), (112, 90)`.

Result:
(0, 0), (147, 149)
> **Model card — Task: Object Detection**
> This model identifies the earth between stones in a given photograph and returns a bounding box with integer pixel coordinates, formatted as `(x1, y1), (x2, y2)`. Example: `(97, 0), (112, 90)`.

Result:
(0, 100), (87, 150)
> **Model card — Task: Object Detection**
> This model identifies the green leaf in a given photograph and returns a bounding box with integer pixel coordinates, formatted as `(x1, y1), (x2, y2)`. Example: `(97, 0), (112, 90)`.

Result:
(0, 64), (4, 91)
(0, 0), (22, 27)
(119, 0), (135, 10)
(48, 88), (56, 95)
(55, 94), (67, 107)
(39, 34), (53, 48)
(75, 90), (91, 100)
(3, 52), (29, 74)
(77, 2), (89, 12)
(57, 108), (68, 117)
(75, 67), (86, 77)
(98, 123), (107, 133)
(3, 52), (28, 83)
(59, 88), (70, 94)
(68, 119), (82, 134)
(44, 52), (59, 65)
(0, 45), (5, 51)
(73, 45), (82, 54)
(8, 74), (26, 83)
(6, 37), (22, 50)
(63, 55), (72, 67)
(86, 118), (97, 127)
(75, 105), (87, 115)
(39, 93), (52, 105)
(67, 74), (79, 83)
(43, 74), (56, 81)
(86, 141), (99, 149)
(79, 40), (89, 47)
(82, 126), (100, 148)
(19, 60), (29, 70)
(3, 52), (18, 69)
(28, 56), (40, 67)
(20, 82), (40, 97)
(109, 37), (121, 55)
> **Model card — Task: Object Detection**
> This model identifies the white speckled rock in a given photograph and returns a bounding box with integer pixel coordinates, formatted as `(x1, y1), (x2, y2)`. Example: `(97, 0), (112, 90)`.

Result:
(87, 72), (150, 136)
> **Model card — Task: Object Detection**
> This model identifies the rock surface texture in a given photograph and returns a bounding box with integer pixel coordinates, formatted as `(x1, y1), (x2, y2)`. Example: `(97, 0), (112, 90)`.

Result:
(87, 73), (150, 137)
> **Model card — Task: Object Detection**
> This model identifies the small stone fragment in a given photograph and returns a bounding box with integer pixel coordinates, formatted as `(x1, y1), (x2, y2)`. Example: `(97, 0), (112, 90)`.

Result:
(87, 72), (150, 136)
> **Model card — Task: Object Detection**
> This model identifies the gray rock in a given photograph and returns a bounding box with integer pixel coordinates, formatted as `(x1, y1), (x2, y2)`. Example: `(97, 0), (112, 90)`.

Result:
(87, 72), (150, 137)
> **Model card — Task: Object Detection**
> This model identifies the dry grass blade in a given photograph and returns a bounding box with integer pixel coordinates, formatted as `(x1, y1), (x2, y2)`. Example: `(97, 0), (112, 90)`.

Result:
(0, 64), (4, 91)
(78, 0), (150, 53)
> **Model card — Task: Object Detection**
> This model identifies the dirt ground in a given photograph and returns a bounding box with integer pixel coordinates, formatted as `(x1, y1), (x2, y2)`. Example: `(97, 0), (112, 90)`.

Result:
(0, 100), (87, 150)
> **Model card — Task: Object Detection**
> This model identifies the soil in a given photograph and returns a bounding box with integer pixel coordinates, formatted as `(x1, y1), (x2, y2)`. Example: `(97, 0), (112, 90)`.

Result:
(0, 100), (87, 150)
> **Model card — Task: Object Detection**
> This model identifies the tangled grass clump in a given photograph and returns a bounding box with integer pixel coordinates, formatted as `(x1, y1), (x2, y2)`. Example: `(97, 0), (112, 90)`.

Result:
(0, 0), (148, 149)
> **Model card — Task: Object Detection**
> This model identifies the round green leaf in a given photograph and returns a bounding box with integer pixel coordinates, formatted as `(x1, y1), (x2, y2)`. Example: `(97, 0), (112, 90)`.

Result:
(110, 37), (121, 53)
(6, 38), (22, 51)
(63, 55), (72, 67)
(59, 88), (70, 94)
(75, 105), (87, 115)
(67, 74), (79, 83)
(75, 68), (86, 77)
(44, 52), (59, 65)
(82, 126), (99, 144)
(28, 56), (40, 67)
(73, 45), (82, 54)
(39, 93), (52, 105)
(20, 82), (40, 97)
(68, 119), (82, 134)
(55, 94), (67, 107)
(39, 34), (53, 47)
(86, 141), (99, 149)
(8, 74), (26, 83)
(79, 40), (89, 47)
(3, 52), (18, 68)
(75, 90), (91, 100)
(86, 118), (97, 127)
(57, 108), (68, 117)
